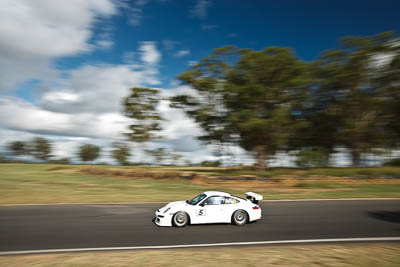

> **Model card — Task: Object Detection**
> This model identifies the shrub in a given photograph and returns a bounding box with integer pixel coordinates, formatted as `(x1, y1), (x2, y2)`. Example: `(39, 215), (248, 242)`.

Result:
(200, 160), (221, 167)
(383, 158), (400, 167)
(295, 149), (329, 168)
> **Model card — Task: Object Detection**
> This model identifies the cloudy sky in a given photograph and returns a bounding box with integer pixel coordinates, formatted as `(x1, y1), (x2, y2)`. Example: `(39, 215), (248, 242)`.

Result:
(0, 0), (399, 164)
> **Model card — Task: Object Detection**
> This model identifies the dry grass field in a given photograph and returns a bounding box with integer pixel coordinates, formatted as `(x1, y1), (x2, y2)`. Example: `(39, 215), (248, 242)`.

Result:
(1, 163), (400, 204)
(1, 243), (399, 267)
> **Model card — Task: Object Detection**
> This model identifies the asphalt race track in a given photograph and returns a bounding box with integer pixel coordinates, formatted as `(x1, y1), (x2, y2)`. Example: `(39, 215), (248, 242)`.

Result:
(1, 199), (399, 252)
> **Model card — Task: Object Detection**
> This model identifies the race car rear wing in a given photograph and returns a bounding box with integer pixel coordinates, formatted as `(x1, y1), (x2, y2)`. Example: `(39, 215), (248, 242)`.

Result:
(245, 192), (263, 204)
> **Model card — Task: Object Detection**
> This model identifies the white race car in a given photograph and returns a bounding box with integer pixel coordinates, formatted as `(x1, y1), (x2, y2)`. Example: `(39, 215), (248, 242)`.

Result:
(154, 191), (263, 227)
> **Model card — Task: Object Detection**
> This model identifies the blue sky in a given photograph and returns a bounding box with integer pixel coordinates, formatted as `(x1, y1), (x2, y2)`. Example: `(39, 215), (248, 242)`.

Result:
(0, 0), (399, 164)
(54, 0), (400, 90)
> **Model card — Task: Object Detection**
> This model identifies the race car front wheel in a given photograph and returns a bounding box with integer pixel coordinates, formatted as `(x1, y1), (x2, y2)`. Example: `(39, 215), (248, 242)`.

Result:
(232, 210), (247, 226)
(172, 211), (188, 227)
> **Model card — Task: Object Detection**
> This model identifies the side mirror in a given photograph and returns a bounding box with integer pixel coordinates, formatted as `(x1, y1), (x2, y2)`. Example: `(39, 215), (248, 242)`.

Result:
(199, 202), (205, 207)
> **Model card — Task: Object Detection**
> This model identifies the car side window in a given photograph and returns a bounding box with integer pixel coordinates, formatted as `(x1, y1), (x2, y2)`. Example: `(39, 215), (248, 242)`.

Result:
(203, 196), (225, 205)
(224, 197), (238, 204)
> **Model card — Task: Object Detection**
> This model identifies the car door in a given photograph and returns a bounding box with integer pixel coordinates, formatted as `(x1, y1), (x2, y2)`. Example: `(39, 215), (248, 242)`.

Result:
(223, 196), (240, 222)
(195, 196), (226, 224)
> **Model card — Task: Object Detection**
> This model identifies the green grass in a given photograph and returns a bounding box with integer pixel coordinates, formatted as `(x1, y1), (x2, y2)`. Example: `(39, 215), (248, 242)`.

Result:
(0, 163), (399, 204)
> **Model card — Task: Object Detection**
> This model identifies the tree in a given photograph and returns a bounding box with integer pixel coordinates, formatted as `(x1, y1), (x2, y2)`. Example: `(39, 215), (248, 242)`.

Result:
(49, 158), (71, 164)
(144, 148), (167, 165)
(171, 46), (310, 169)
(371, 33), (400, 146)
(171, 152), (182, 165)
(8, 138), (52, 161)
(295, 149), (329, 168)
(380, 52), (400, 146)
(8, 141), (27, 156)
(0, 155), (7, 162)
(200, 160), (221, 167)
(123, 87), (163, 143)
(30, 137), (52, 161)
(111, 142), (131, 165)
(78, 144), (100, 163)
(312, 32), (398, 166)
(171, 46), (238, 159)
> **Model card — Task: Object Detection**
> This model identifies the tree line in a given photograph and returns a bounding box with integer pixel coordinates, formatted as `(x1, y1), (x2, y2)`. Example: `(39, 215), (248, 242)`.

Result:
(8, 138), (104, 164)
(6, 138), (189, 166)
(123, 32), (400, 169)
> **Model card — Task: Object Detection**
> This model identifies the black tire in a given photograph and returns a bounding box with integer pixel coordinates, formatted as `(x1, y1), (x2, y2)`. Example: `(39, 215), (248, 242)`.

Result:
(172, 211), (188, 227)
(232, 210), (248, 226)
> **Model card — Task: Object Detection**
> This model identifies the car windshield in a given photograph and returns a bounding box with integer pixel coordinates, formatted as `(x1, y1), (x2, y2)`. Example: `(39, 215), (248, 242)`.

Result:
(187, 193), (207, 205)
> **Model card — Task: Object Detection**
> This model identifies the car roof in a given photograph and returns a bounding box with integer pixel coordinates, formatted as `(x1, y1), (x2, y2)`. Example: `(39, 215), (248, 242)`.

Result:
(203, 191), (231, 197)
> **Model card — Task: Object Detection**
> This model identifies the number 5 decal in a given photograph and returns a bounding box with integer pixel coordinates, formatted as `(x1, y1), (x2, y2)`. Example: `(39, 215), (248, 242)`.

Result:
(196, 209), (206, 216)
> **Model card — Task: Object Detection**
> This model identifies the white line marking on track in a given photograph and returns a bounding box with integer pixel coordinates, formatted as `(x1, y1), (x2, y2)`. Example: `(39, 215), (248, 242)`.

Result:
(1, 237), (399, 256)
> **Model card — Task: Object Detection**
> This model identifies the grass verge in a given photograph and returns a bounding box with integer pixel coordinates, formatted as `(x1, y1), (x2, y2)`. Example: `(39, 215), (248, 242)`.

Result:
(0, 243), (399, 267)
(0, 163), (400, 204)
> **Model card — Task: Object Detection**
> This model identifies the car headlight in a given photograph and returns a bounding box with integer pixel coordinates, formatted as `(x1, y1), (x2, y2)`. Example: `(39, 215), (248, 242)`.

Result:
(163, 207), (170, 214)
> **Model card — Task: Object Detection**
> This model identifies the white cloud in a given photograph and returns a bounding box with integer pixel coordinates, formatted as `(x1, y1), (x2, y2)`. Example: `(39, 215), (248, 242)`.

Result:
(0, 56), (55, 92)
(0, 0), (118, 92)
(0, 97), (131, 139)
(38, 42), (162, 114)
(0, 0), (116, 57)
(39, 63), (158, 114)
(42, 91), (80, 104)
(124, 0), (151, 26)
(174, 50), (191, 57)
(94, 25), (115, 50)
(139, 41), (162, 65)
(95, 39), (114, 49)
(190, 0), (211, 18)
(158, 99), (203, 139)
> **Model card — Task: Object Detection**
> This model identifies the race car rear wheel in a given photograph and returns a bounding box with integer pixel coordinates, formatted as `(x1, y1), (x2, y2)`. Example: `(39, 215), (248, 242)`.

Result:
(172, 211), (188, 227)
(232, 210), (247, 226)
